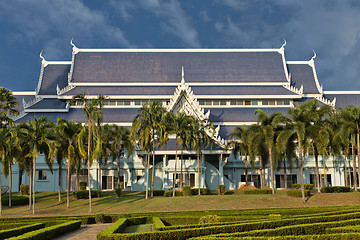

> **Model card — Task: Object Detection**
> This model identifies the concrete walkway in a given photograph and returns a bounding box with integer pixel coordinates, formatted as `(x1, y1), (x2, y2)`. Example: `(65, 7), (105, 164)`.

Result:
(52, 223), (112, 240)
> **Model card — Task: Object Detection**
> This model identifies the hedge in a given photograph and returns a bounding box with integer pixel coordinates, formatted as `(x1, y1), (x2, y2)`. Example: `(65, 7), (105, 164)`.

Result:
(164, 191), (183, 197)
(1, 196), (29, 206)
(7, 220), (81, 240)
(0, 223), (29, 231)
(321, 186), (351, 193)
(204, 233), (360, 240)
(97, 218), (128, 240)
(287, 189), (310, 198)
(153, 217), (165, 230)
(191, 188), (211, 195)
(217, 185), (225, 195)
(0, 223), (45, 239)
(290, 184), (314, 190)
(73, 190), (102, 199)
(183, 186), (192, 196)
(243, 189), (272, 194)
(326, 225), (360, 234)
(104, 211), (360, 239)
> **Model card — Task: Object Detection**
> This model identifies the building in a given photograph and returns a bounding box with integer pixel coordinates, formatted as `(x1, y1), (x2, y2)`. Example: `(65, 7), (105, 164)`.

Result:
(7, 41), (360, 192)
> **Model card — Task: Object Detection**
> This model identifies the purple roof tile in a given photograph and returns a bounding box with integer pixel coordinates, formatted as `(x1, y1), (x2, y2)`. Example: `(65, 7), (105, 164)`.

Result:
(38, 64), (70, 95)
(287, 63), (320, 94)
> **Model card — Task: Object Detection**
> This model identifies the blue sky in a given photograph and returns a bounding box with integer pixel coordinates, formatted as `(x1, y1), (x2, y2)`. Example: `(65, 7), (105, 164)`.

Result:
(0, 0), (359, 91)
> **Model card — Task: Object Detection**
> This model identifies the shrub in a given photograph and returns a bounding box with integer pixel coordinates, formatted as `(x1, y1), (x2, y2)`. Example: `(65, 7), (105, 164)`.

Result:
(0, 223), (45, 239)
(191, 188), (210, 195)
(97, 218), (127, 240)
(96, 213), (105, 224)
(199, 215), (221, 224)
(290, 184), (314, 190)
(321, 186), (351, 193)
(19, 184), (29, 195)
(153, 217), (166, 230)
(224, 190), (234, 195)
(73, 190), (102, 199)
(79, 182), (87, 191)
(182, 186), (192, 196)
(152, 190), (165, 196)
(1, 196), (29, 206)
(287, 189), (310, 198)
(163, 191), (183, 197)
(115, 188), (122, 197)
(217, 185), (226, 195)
(243, 189), (272, 194)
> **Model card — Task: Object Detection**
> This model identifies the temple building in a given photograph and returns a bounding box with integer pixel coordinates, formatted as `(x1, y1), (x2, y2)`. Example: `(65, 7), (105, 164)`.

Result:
(7, 41), (360, 192)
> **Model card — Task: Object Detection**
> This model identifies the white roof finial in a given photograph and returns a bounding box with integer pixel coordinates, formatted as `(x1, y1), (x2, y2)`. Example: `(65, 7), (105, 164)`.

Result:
(181, 66), (185, 84)
(311, 50), (317, 62)
(39, 50), (46, 64)
(70, 37), (79, 53)
(281, 38), (287, 49)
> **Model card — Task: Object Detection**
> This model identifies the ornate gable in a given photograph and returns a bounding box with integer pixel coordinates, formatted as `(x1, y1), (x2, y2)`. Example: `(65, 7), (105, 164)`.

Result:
(167, 67), (225, 148)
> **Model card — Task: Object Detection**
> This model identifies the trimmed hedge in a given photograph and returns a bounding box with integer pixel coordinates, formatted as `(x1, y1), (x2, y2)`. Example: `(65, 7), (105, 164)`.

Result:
(183, 186), (192, 196)
(321, 186), (351, 193)
(243, 189), (272, 195)
(191, 188), (211, 195)
(73, 190), (102, 199)
(153, 217), (165, 230)
(0, 223), (45, 239)
(290, 184), (314, 190)
(97, 218), (127, 240)
(216, 233), (360, 240)
(19, 184), (29, 195)
(151, 190), (165, 196)
(115, 187), (122, 197)
(287, 189), (310, 198)
(327, 225), (360, 233)
(164, 191), (183, 197)
(1, 196), (29, 206)
(7, 220), (81, 240)
(79, 181), (87, 191)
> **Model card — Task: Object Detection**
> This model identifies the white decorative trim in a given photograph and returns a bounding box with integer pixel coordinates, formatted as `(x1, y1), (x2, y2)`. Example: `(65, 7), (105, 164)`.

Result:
(12, 111), (28, 122)
(23, 95), (43, 109)
(45, 61), (72, 65)
(304, 94), (323, 98)
(324, 91), (360, 94)
(24, 109), (69, 113)
(70, 38), (79, 54)
(68, 39), (78, 84)
(71, 82), (288, 87)
(70, 48), (285, 53)
(314, 95), (336, 107)
(283, 84), (303, 95)
(12, 91), (36, 95)
(279, 39), (291, 83)
(57, 84), (75, 95)
(36, 56), (46, 95)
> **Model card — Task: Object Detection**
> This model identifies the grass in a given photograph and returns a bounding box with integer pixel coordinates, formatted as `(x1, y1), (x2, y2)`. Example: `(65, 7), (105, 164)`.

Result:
(123, 224), (152, 233)
(1, 190), (360, 217)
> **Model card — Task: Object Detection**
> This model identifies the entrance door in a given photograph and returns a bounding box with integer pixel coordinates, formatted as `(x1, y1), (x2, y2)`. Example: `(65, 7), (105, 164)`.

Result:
(102, 176), (113, 190)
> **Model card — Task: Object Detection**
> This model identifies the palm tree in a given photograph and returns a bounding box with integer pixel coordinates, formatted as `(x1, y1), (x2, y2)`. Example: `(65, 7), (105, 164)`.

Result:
(0, 87), (19, 127)
(0, 127), (11, 215)
(189, 117), (214, 195)
(71, 94), (104, 213)
(131, 100), (169, 198)
(54, 118), (81, 207)
(19, 117), (57, 214)
(109, 125), (133, 189)
(340, 106), (360, 191)
(228, 125), (251, 186)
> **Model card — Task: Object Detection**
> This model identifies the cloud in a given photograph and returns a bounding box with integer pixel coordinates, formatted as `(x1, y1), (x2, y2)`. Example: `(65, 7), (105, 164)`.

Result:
(111, 0), (201, 47)
(0, 0), (133, 59)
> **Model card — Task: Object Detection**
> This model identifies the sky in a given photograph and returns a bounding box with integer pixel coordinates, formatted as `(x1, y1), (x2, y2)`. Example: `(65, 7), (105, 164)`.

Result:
(0, 0), (359, 92)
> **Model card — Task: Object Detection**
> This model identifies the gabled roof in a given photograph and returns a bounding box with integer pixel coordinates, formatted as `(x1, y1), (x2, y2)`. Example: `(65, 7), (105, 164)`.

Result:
(324, 92), (360, 109)
(25, 99), (68, 112)
(70, 50), (289, 84)
(37, 63), (71, 95)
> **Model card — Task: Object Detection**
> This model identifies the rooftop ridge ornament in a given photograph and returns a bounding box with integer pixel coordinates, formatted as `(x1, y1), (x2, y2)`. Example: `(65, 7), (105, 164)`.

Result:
(39, 50), (47, 65)
(70, 38), (79, 54)
(181, 66), (185, 84)
(281, 38), (287, 49)
(310, 50), (317, 62)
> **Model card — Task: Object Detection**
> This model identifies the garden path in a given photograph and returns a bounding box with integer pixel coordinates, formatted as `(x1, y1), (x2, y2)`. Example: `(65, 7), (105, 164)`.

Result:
(52, 223), (112, 240)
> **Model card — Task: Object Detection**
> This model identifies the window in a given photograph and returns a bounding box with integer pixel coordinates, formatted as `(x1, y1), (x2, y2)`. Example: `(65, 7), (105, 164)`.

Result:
(124, 100), (131, 106)
(199, 100), (205, 105)
(262, 100), (268, 105)
(205, 100), (212, 105)
(230, 100), (236, 105)
(220, 100), (226, 106)
(213, 100), (220, 105)
(284, 100), (290, 105)
(268, 100), (276, 105)
(244, 100), (251, 105)
(38, 170), (47, 181)
(276, 100), (284, 105)
(134, 100), (142, 106)
(108, 100), (116, 106)
(251, 100), (258, 105)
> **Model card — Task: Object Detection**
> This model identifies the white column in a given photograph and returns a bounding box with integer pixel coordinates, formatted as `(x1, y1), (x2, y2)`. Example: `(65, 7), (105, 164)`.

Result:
(163, 155), (167, 190)
(219, 154), (224, 185)
(201, 155), (205, 188)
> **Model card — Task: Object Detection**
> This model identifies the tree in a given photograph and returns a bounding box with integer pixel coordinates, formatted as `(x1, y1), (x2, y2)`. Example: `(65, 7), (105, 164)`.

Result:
(109, 125), (133, 189)
(19, 117), (57, 214)
(0, 127), (11, 215)
(54, 118), (81, 207)
(0, 87), (19, 127)
(71, 94), (104, 213)
(189, 117), (214, 195)
(131, 100), (169, 198)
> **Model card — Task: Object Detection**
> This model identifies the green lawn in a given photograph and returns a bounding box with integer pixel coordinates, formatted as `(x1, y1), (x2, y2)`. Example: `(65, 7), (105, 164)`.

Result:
(1, 190), (360, 217)
(123, 223), (152, 233)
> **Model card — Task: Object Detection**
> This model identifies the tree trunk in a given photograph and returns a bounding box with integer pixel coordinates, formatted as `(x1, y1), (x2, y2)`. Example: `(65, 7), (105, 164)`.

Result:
(345, 156), (348, 187)
(32, 157), (36, 215)
(245, 154), (248, 185)
(299, 144), (305, 203)
(259, 156), (263, 188)
(117, 153), (121, 188)
(323, 155), (327, 187)
(173, 141), (178, 197)
(88, 123), (92, 213)
(151, 132), (155, 198)
(314, 147), (321, 193)
(67, 160), (70, 208)
(58, 162), (62, 202)
(197, 143), (200, 195)
(352, 135), (357, 191)
(357, 132), (360, 189)
(99, 161), (102, 191)
(145, 153), (150, 199)
(283, 157), (287, 189)
(269, 148), (275, 195)
(9, 162), (12, 208)
(180, 149), (183, 191)
(29, 161), (32, 210)
(0, 163), (2, 216)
